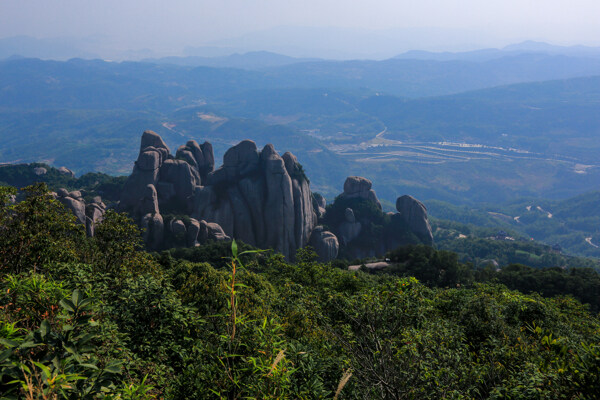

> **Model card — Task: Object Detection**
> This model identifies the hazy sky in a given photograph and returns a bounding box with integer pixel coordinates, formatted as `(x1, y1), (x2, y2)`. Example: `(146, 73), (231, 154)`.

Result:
(1, 0), (600, 58)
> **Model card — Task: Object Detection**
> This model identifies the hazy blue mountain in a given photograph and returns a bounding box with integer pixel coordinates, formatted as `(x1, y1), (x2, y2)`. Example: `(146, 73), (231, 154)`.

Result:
(144, 51), (321, 70)
(267, 53), (600, 97)
(1, 57), (599, 205)
(394, 41), (600, 62)
(0, 35), (99, 60)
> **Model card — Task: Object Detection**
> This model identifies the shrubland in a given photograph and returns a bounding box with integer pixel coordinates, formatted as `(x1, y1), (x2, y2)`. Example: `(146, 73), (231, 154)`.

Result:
(1, 184), (600, 399)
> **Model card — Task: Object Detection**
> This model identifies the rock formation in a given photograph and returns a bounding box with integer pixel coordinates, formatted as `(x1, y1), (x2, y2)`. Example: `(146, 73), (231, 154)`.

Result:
(119, 132), (316, 259)
(56, 189), (106, 237)
(116, 131), (431, 261)
(309, 226), (339, 262)
(323, 176), (433, 259)
(395, 195), (434, 245)
(340, 176), (381, 210)
(33, 167), (47, 176)
(58, 167), (75, 178)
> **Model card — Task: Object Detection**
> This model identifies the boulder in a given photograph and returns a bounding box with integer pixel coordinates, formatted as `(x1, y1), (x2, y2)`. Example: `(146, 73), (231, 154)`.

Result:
(187, 218), (201, 247)
(58, 196), (86, 225)
(261, 144), (296, 259)
(85, 202), (105, 237)
(208, 140), (259, 184)
(140, 130), (169, 153)
(33, 167), (47, 176)
(141, 212), (164, 250)
(137, 149), (162, 171)
(396, 195), (433, 245)
(338, 208), (361, 245)
(199, 220), (230, 242)
(309, 226), (339, 262)
(313, 193), (327, 218)
(135, 184), (159, 216)
(340, 176), (381, 209)
(58, 167), (75, 177)
(171, 219), (187, 237)
(57, 188), (69, 198)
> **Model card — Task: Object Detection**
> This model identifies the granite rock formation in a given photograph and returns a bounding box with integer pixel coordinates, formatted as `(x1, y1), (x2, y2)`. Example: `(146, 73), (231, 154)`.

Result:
(56, 189), (106, 237)
(323, 176), (433, 259)
(119, 132), (316, 259)
(396, 195), (434, 245)
(115, 132), (430, 261)
(309, 226), (339, 262)
(340, 176), (381, 210)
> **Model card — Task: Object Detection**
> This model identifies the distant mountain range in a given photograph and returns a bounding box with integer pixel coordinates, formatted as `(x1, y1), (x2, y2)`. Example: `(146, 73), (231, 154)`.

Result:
(0, 55), (598, 206)
(394, 41), (600, 62)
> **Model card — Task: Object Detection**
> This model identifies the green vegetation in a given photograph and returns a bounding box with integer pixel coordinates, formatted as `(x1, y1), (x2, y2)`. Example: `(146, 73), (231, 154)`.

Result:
(430, 191), (600, 259)
(2, 183), (600, 398)
(0, 164), (127, 203)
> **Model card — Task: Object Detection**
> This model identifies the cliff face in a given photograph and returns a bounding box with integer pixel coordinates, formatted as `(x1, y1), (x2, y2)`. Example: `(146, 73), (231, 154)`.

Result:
(119, 131), (316, 260)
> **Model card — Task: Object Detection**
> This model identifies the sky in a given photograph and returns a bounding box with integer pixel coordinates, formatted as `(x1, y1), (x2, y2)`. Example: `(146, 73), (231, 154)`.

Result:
(1, 0), (600, 59)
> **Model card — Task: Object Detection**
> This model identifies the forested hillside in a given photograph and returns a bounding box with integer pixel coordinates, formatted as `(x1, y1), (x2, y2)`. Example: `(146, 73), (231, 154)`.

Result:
(1, 183), (600, 398)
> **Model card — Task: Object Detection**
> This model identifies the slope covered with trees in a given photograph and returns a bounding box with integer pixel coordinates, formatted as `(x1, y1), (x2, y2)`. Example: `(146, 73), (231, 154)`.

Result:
(1, 183), (600, 398)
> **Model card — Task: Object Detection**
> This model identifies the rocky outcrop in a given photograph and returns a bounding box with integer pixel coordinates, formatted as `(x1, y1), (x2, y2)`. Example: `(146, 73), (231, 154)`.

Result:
(312, 193), (327, 218)
(33, 167), (47, 176)
(338, 208), (361, 245)
(116, 132), (430, 260)
(58, 167), (75, 177)
(340, 176), (381, 210)
(56, 189), (106, 237)
(324, 176), (433, 259)
(120, 132), (316, 259)
(119, 131), (172, 213)
(396, 195), (434, 245)
(193, 141), (316, 259)
(309, 226), (339, 262)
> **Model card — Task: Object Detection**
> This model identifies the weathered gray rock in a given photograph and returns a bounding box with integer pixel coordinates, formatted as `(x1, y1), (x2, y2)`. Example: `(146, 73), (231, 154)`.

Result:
(141, 213), (164, 250)
(237, 176), (266, 245)
(313, 193), (327, 218)
(140, 130), (169, 154)
(171, 219), (187, 237)
(159, 159), (200, 212)
(33, 167), (47, 176)
(120, 132), (318, 258)
(227, 185), (256, 245)
(261, 144), (296, 258)
(137, 149), (162, 171)
(58, 167), (75, 177)
(85, 202), (105, 237)
(395, 195), (433, 244)
(135, 184), (159, 216)
(58, 196), (86, 225)
(309, 226), (339, 262)
(340, 176), (381, 209)
(57, 188), (69, 198)
(69, 191), (82, 199)
(339, 208), (362, 245)
(187, 218), (201, 247)
(199, 220), (230, 242)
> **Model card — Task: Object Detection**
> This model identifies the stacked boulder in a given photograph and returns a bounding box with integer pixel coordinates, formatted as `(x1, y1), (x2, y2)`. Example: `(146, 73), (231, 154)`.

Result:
(395, 195), (433, 245)
(192, 141), (317, 259)
(324, 176), (433, 259)
(340, 176), (381, 210)
(55, 189), (106, 237)
(119, 132), (316, 260)
(117, 131), (432, 262)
